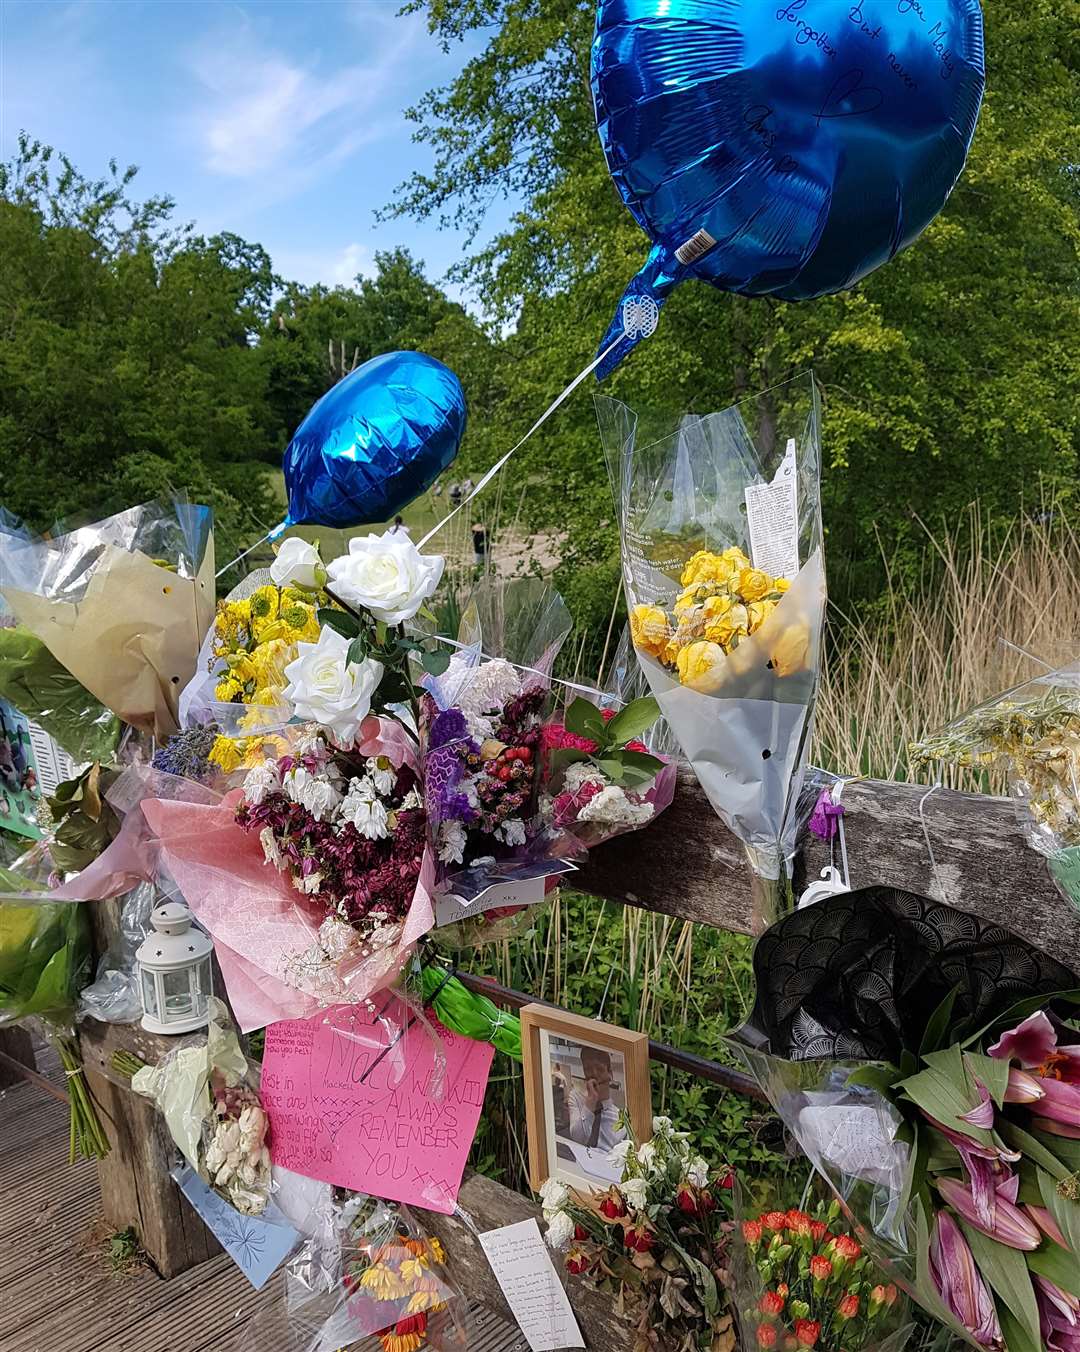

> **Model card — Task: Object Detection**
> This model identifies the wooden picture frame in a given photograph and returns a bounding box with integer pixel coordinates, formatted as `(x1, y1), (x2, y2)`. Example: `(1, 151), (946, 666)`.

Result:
(520, 1004), (652, 1195)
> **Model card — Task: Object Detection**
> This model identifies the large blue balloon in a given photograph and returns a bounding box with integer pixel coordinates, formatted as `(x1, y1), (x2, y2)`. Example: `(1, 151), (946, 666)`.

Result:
(281, 351), (467, 530)
(592, 0), (985, 376)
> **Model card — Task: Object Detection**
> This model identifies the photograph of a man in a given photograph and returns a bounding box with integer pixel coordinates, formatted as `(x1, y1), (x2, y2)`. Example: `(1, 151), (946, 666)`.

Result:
(566, 1045), (624, 1152)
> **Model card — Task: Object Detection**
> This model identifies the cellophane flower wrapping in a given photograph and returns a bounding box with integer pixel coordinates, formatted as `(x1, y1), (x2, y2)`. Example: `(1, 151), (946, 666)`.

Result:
(0, 856), (90, 1027)
(178, 565), (324, 770)
(141, 718), (435, 1032)
(0, 498), (215, 739)
(421, 578), (574, 945)
(732, 886), (1080, 1350)
(240, 1191), (471, 1352)
(598, 373), (825, 929)
(540, 625), (678, 855)
(730, 1188), (913, 1352)
(911, 661), (1080, 916)
(131, 996), (273, 1215)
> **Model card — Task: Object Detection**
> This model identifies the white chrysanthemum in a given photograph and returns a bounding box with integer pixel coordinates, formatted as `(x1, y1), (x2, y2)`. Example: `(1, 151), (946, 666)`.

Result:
(318, 915), (358, 961)
(259, 826), (283, 869)
(545, 1210), (575, 1251)
(494, 817), (527, 847)
(242, 761), (280, 806)
(293, 870), (323, 895)
(437, 819), (467, 864)
(299, 774), (341, 823)
(440, 656), (524, 738)
(365, 756), (397, 795)
(400, 787), (423, 812)
(340, 775), (389, 839)
(577, 785), (653, 828)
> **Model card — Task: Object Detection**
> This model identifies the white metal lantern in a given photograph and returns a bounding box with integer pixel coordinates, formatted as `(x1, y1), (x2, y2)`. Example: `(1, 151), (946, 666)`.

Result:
(136, 901), (214, 1034)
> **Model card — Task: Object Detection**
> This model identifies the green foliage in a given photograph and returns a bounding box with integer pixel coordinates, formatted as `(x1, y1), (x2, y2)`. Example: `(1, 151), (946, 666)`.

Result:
(391, 0), (1080, 615)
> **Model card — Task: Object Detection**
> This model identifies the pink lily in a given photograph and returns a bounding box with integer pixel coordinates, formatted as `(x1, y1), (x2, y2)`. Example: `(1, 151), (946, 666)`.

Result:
(959, 1081), (996, 1129)
(929, 1208), (1003, 1349)
(1036, 1078), (1080, 1128)
(1036, 1277), (1080, 1325)
(1034, 1115), (1080, 1139)
(1004, 1068), (1047, 1103)
(1026, 1204), (1069, 1248)
(989, 1010), (1080, 1083)
(936, 1176), (1041, 1249)
(1039, 1280), (1080, 1352)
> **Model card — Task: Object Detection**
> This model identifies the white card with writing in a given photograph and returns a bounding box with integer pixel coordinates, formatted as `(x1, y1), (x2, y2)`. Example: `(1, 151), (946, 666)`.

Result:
(434, 874), (548, 927)
(479, 1218), (585, 1352)
(798, 1103), (900, 1183)
(744, 436), (800, 581)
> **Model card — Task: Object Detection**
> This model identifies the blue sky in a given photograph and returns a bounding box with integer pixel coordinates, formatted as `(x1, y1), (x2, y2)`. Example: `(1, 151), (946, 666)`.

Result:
(0, 0), (514, 298)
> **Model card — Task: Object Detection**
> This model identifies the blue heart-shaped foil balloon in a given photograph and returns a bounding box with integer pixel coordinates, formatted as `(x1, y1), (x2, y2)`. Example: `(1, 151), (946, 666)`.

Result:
(281, 350), (467, 530)
(592, 0), (985, 377)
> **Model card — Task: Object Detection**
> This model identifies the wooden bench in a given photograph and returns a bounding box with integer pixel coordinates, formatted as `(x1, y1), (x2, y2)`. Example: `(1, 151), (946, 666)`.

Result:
(5, 768), (1078, 1344)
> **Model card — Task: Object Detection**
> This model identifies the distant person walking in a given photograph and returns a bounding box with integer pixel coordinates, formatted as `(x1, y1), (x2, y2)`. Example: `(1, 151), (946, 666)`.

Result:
(387, 515), (410, 537)
(449, 482), (462, 506)
(472, 523), (488, 569)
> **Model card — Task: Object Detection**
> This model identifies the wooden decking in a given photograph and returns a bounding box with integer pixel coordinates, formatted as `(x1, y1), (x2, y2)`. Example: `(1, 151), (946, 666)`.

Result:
(0, 1077), (529, 1352)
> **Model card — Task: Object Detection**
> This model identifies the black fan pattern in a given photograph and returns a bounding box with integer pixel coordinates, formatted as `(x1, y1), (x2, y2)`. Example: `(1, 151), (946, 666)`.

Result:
(739, 886), (1078, 1062)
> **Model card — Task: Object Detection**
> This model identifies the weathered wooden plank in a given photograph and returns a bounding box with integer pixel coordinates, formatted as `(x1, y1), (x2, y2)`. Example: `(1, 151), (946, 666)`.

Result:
(574, 766), (1080, 957)
(425, 1170), (634, 1352)
(79, 1015), (221, 1278)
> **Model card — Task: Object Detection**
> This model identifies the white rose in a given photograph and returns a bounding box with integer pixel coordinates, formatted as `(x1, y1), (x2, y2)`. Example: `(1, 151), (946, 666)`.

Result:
(687, 1156), (710, 1189)
(607, 1139), (632, 1166)
(327, 532), (444, 626)
(283, 626), (383, 746)
(637, 1141), (658, 1169)
(270, 537), (324, 590)
(622, 1177), (649, 1210)
(545, 1210), (575, 1251)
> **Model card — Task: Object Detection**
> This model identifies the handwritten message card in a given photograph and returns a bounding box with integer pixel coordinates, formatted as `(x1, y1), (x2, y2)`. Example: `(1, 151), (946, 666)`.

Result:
(173, 1165), (298, 1290)
(261, 999), (494, 1214)
(479, 1219), (585, 1352)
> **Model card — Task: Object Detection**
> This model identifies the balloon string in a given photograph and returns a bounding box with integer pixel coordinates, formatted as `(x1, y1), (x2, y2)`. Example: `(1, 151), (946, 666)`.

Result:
(417, 336), (621, 550)
(215, 529), (273, 581)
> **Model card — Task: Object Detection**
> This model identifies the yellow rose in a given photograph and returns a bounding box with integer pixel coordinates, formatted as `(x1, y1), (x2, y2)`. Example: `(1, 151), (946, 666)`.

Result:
(774, 577), (791, 594)
(748, 600), (776, 633)
(674, 586), (701, 616)
(662, 637), (683, 666)
(680, 550), (742, 588)
(701, 593), (734, 622)
(737, 568), (772, 602)
(676, 640), (727, 692)
(630, 604), (672, 659)
(721, 546), (751, 567)
(770, 622), (811, 677)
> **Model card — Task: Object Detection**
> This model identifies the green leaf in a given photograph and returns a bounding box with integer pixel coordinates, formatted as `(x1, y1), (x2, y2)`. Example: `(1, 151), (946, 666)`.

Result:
(845, 1063), (902, 1094)
(963, 1051), (1010, 1110)
(345, 637), (367, 667)
(898, 1047), (995, 1147)
(998, 1305), (1044, 1352)
(375, 620), (388, 646)
(997, 1120), (1071, 1182)
(1028, 1242), (1080, 1300)
(960, 1220), (1042, 1349)
(548, 747), (591, 777)
(964, 988), (1080, 1050)
(318, 607), (359, 639)
(420, 648), (451, 676)
(911, 1202), (984, 1351)
(597, 755), (660, 789)
(563, 697), (606, 745)
(1039, 1166), (1080, 1261)
(1033, 1130), (1080, 1169)
(920, 984), (962, 1056)
(604, 695), (661, 748)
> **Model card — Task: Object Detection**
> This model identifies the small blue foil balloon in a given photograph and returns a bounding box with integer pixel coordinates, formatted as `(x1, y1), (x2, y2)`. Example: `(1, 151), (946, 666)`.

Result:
(280, 351), (467, 530)
(592, 0), (985, 377)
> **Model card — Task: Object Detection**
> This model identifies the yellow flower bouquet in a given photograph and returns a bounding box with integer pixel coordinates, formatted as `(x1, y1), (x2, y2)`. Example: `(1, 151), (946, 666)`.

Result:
(598, 373), (826, 927)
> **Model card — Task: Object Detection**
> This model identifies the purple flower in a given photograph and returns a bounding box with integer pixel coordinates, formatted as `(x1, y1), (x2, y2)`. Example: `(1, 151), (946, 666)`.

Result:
(929, 1209), (1002, 1349)
(936, 1176), (1041, 1249)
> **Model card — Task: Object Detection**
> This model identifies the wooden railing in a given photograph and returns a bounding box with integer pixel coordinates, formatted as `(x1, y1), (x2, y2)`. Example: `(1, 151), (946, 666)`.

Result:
(3, 766), (1077, 1343)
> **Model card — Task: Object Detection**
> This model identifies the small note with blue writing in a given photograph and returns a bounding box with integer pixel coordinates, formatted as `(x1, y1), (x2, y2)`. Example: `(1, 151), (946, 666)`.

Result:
(173, 1165), (298, 1289)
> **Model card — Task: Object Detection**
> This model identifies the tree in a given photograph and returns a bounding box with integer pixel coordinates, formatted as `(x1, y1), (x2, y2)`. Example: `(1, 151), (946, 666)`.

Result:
(388, 0), (1080, 621)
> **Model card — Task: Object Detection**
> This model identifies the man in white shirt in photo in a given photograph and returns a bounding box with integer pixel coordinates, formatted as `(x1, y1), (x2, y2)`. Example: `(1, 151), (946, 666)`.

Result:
(566, 1046), (624, 1152)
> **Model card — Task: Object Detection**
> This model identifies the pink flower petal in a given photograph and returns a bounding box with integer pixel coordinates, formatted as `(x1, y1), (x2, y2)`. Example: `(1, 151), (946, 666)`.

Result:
(988, 1010), (1059, 1067)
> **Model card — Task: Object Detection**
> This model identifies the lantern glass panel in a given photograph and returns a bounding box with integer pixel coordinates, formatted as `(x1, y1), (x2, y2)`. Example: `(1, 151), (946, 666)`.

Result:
(141, 969), (159, 1019)
(162, 967), (196, 1021)
(193, 959), (212, 1002)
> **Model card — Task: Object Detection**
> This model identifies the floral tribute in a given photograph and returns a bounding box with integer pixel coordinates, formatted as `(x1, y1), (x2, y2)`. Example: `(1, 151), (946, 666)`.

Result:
(735, 1202), (905, 1352)
(541, 1114), (738, 1352)
(336, 1194), (470, 1352)
(422, 654), (547, 874)
(540, 695), (674, 851)
(630, 546), (805, 693)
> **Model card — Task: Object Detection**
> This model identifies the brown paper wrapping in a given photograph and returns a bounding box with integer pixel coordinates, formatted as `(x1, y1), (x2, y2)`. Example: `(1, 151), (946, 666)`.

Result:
(3, 534), (215, 739)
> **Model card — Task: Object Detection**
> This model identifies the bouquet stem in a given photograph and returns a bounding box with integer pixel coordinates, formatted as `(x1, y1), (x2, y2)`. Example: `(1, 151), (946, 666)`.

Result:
(54, 1035), (111, 1161)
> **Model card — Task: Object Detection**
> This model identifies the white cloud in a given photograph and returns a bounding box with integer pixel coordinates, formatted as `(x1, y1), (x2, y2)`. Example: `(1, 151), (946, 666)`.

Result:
(187, 10), (425, 184)
(273, 240), (376, 288)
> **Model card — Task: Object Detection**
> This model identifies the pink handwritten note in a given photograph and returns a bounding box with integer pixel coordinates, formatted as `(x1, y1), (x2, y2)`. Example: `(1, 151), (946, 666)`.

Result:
(261, 999), (494, 1214)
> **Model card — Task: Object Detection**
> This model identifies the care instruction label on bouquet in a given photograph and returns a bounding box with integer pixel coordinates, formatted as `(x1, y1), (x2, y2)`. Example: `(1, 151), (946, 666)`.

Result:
(745, 436), (800, 581)
(479, 1219), (585, 1351)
